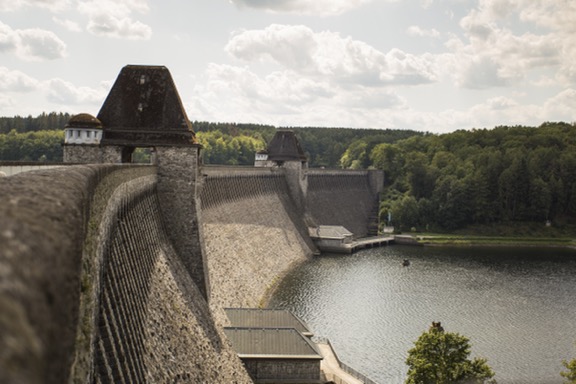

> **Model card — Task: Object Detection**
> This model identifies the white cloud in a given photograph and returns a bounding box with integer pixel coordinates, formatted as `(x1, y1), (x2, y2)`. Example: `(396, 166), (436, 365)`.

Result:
(0, 0), (71, 12)
(229, 0), (373, 16)
(407, 25), (440, 38)
(78, 0), (151, 40)
(45, 77), (107, 105)
(226, 24), (438, 87)
(53, 17), (82, 32)
(0, 66), (39, 91)
(542, 88), (576, 120)
(188, 61), (406, 128)
(0, 67), (107, 115)
(0, 21), (67, 61)
(449, 0), (576, 88)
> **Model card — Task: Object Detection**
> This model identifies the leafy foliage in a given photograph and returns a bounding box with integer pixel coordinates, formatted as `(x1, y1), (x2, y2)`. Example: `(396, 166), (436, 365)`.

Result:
(562, 356), (576, 383)
(405, 323), (496, 384)
(0, 112), (71, 134)
(0, 129), (64, 161)
(361, 122), (576, 231)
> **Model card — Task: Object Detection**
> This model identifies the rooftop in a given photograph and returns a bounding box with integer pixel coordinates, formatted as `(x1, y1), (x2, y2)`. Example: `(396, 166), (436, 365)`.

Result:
(65, 113), (102, 129)
(225, 308), (313, 337)
(224, 328), (322, 360)
(309, 226), (353, 240)
(97, 65), (196, 147)
(266, 130), (307, 162)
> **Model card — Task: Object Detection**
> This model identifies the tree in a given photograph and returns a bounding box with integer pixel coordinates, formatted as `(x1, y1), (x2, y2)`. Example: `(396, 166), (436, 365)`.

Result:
(406, 322), (496, 384)
(562, 356), (576, 383)
(390, 195), (419, 232)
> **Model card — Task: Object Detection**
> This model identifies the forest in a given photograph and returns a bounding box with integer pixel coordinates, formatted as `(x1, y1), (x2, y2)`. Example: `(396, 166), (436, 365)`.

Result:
(1, 113), (575, 232)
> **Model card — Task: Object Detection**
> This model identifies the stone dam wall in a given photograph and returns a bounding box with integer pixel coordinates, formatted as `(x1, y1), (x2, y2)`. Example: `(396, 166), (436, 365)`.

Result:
(307, 169), (383, 237)
(0, 165), (251, 384)
(200, 166), (317, 325)
(0, 164), (382, 383)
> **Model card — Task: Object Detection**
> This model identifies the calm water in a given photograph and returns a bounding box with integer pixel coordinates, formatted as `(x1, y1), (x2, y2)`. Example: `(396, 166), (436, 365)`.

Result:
(268, 246), (576, 384)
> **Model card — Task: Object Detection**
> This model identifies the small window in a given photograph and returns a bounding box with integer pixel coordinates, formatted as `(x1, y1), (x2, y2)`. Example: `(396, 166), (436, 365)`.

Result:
(87, 131), (92, 138)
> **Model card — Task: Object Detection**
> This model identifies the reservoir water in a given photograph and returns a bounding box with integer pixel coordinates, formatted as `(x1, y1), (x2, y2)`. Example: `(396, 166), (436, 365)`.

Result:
(268, 246), (576, 384)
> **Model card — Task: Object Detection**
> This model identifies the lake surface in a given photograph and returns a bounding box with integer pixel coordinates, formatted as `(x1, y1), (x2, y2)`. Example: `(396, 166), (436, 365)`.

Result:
(268, 245), (576, 384)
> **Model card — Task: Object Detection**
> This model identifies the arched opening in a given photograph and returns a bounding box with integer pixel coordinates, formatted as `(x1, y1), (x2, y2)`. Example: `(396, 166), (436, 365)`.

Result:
(121, 146), (155, 164)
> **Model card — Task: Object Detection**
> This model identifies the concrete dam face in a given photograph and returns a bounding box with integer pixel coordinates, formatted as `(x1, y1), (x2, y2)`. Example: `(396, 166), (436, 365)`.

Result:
(0, 65), (383, 383)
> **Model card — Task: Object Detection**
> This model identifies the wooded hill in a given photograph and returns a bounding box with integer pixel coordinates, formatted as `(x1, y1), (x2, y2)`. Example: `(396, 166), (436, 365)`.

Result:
(1, 113), (574, 231)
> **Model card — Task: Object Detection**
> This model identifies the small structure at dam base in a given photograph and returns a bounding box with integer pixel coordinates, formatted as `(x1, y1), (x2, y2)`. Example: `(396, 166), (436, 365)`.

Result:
(225, 308), (322, 383)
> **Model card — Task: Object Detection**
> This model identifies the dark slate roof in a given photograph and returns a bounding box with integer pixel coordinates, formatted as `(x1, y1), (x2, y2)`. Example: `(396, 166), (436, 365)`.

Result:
(65, 113), (102, 129)
(266, 130), (307, 162)
(98, 65), (196, 147)
(224, 328), (322, 359)
(225, 308), (313, 337)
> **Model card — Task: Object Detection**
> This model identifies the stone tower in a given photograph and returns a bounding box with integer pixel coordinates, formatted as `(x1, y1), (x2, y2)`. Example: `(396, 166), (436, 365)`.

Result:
(256, 130), (309, 217)
(63, 113), (104, 163)
(66, 64), (209, 299)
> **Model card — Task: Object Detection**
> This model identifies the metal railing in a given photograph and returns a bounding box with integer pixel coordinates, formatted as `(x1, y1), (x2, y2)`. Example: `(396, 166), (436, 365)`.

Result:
(315, 337), (380, 384)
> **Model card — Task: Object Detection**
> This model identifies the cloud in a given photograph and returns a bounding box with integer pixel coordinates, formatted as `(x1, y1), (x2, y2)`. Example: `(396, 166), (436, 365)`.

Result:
(0, 66), (40, 91)
(187, 61), (406, 128)
(0, 67), (107, 114)
(0, 0), (71, 12)
(407, 25), (440, 38)
(45, 77), (107, 105)
(78, 0), (151, 40)
(449, 0), (576, 88)
(53, 17), (82, 32)
(542, 88), (576, 120)
(229, 0), (372, 16)
(226, 24), (438, 87)
(0, 21), (67, 61)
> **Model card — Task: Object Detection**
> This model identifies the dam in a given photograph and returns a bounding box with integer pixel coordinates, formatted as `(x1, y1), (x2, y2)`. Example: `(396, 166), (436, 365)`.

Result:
(0, 65), (383, 383)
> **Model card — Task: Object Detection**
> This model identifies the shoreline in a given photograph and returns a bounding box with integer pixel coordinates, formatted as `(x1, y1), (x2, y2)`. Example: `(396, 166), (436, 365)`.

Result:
(408, 234), (576, 250)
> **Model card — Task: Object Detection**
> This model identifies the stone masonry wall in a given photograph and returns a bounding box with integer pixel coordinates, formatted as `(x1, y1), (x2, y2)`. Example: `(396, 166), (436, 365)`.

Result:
(156, 146), (209, 299)
(0, 165), (130, 384)
(200, 167), (316, 325)
(92, 172), (250, 384)
(0, 164), (251, 384)
(306, 170), (382, 237)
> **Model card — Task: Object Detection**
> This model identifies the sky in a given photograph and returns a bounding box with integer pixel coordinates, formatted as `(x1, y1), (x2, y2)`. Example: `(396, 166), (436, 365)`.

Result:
(0, 0), (574, 133)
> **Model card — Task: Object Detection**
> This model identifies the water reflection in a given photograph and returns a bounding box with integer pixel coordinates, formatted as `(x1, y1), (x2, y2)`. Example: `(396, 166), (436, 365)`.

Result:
(268, 246), (576, 384)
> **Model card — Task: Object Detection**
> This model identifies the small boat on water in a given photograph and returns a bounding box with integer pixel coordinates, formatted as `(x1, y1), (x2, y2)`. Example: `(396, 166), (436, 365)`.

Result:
(402, 259), (410, 267)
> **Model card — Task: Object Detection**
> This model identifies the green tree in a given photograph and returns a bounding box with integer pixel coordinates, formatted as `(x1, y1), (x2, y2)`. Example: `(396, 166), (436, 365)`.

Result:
(406, 323), (495, 384)
(390, 195), (419, 232)
(562, 358), (576, 383)
(370, 143), (404, 185)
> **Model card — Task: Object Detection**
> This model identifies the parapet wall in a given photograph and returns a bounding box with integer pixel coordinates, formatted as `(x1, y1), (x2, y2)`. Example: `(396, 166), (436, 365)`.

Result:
(0, 165), (134, 384)
(0, 165), (251, 384)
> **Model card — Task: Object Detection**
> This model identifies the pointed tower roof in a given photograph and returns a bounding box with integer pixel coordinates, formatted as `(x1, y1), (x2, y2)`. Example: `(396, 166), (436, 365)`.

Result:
(98, 65), (196, 147)
(266, 130), (307, 162)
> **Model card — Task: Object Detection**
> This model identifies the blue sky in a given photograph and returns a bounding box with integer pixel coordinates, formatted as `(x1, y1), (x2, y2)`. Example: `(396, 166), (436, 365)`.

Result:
(0, 0), (574, 132)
